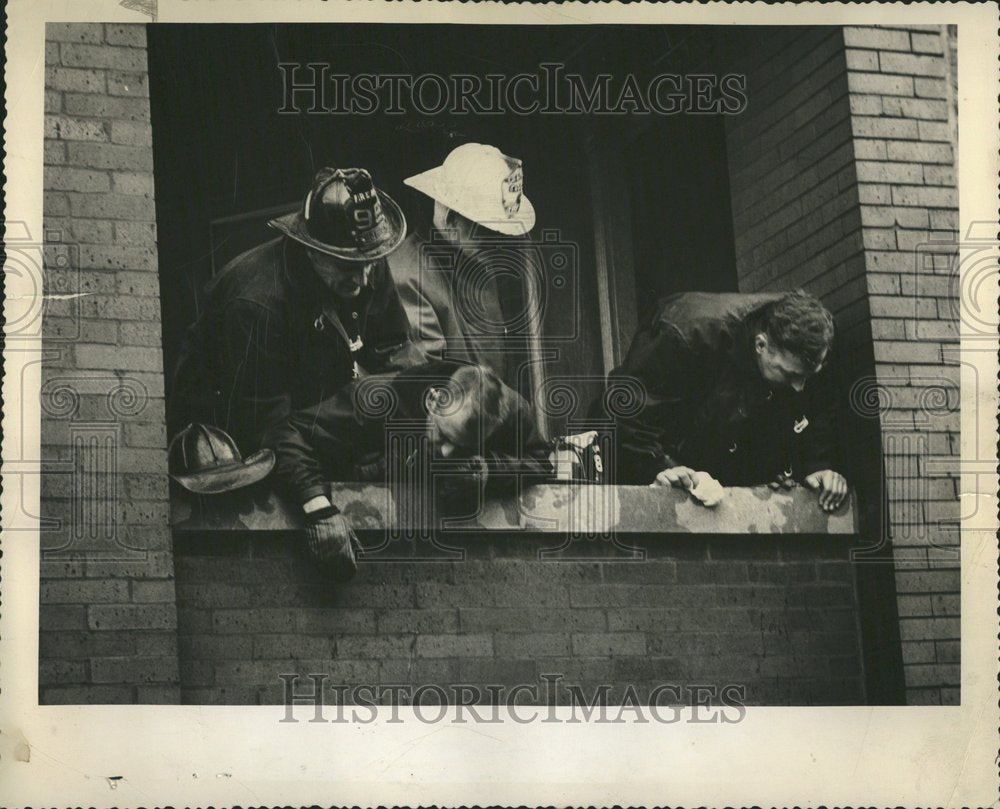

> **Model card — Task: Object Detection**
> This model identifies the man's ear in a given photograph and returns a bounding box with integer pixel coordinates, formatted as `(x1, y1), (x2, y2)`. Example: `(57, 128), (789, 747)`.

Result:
(425, 386), (441, 414)
(754, 332), (768, 354)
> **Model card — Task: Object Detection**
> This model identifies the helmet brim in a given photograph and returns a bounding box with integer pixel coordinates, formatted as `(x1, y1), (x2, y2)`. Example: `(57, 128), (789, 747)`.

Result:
(268, 190), (407, 261)
(404, 166), (536, 236)
(170, 448), (276, 495)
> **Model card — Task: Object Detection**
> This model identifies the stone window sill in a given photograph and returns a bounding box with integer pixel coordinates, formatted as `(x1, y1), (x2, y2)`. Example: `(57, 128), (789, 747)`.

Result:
(170, 483), (856, 535)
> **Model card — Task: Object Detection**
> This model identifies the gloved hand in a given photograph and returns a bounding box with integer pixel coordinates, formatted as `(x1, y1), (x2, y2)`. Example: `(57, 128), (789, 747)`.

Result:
(304, 512), (358, 582)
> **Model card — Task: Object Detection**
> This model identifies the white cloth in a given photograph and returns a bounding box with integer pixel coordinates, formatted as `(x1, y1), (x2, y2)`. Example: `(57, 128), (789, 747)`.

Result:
(689, 471), (725, 508)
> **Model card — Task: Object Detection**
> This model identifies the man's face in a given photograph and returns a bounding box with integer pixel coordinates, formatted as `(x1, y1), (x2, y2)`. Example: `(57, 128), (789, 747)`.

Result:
(424, 386), (496, 460)
(755, 333), (825, 393)
(306, 249), (372, 299)
(426, 401), (480, 460)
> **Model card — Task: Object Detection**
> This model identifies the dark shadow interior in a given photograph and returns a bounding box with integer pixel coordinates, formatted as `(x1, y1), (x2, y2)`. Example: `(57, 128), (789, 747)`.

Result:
(148, 23), (739, 436)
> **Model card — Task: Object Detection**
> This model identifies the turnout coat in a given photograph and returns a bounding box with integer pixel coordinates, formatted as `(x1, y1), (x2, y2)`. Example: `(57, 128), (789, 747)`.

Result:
(170, 236), (419, 456)
(604, 292), (839, 486)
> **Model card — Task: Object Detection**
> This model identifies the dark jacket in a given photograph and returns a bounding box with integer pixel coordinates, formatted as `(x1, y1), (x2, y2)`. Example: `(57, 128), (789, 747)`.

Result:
(602, 292), (839, 486)
(170, 236), (421, 455)
(271, 361), (553, 505)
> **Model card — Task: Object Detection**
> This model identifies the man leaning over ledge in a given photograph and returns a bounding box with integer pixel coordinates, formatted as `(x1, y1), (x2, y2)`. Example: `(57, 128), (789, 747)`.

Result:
(271, 361), (553, 581)
(170, 166), (422, 462)
(600, 290), (849, 513)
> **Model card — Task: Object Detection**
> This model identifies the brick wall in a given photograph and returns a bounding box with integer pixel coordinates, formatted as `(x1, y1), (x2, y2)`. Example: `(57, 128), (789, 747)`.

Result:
(842, 24), (960, 706)
(40, 23), (179, 703)
(174, 533), (865, 706)
(724, 26), (960, 704)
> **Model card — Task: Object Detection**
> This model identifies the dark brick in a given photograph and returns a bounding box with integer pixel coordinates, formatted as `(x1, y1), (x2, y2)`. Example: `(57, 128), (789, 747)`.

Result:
(253, 634), (334, 660)
(460, 607), (605, 633)
(571, 632), (646, 656)
(495, 633), (571, 658)
(42, 685), (134, 704)
(612, 656), (683, 682)
(41, 578), (129, 603)
(377, 608), (459, 634)
(338, 634), (417, 658)
(40, 605), (88, 630)
(89, 603), (176, 631)
(414, 634), (493, 658)
(91, 655), (179, 684)
(292, 608), (377, 634)
(600, 560), (677, 583)
(39, 659), (88, 684)
(676, 561), (749, 585)
(180, 634), (253, 660)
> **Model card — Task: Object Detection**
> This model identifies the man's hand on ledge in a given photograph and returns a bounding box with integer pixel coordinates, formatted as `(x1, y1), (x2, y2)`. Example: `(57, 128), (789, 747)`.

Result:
(650, 467), (725, 508)
(767, 470), (796, 491)
(651, 466), (699, 490)
(804, 469), (849, 513)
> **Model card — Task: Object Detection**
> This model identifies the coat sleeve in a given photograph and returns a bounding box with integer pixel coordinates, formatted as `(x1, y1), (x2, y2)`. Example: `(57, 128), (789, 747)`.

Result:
(795, 364), (842, 480)
(605, 322), (706, 485)
(393, 265), (449, 362)
(482, 391), (553, 490)
(218, 299), (293, 452)
(269, 385), (364, 506)
(362, 263), (428, 372)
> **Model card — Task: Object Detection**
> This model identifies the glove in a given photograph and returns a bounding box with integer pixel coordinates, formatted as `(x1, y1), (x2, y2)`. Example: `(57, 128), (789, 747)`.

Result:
(304, 510), (359, 582)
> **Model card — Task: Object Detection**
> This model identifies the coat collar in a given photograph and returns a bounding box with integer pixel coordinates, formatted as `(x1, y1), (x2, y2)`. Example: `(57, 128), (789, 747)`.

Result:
(282, 237), (374, 345)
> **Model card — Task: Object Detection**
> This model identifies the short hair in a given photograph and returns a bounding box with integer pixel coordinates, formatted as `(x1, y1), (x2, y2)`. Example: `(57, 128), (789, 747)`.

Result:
(762, 291), (835, 367)
(435, 364), (511, 444)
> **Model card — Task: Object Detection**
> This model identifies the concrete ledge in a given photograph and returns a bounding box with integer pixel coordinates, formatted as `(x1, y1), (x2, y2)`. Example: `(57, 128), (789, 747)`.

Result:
(170, 483), (856, 535)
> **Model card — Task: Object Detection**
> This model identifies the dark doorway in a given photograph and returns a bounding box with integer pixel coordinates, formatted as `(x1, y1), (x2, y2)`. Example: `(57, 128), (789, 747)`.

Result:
(148, 23), (739, 435)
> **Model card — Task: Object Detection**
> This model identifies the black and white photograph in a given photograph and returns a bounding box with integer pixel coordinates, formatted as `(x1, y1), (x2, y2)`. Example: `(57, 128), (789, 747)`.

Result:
(4, 1), (998, 805)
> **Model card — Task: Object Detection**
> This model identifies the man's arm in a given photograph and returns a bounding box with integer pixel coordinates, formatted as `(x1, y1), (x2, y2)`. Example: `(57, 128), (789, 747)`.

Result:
(606, 322), (704, 485)
(393, 265), (448, 362)
(795, 364), (841, 479)
(269, 386), (361, 508)
(219, 299), (293, 451)
(795, 363), (849, 512)
(481, 391), (553, 489)
(363, 263), (430, 373)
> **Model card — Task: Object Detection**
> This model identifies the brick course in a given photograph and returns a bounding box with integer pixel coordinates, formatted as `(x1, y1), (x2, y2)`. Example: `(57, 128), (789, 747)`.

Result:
(40, 23), (179, 704)
(173, 536), (864, 705)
